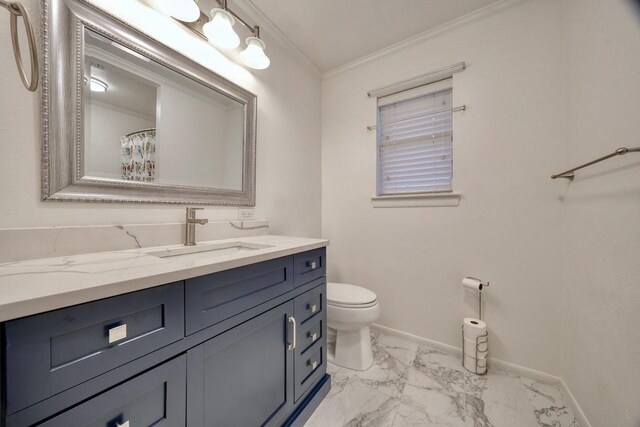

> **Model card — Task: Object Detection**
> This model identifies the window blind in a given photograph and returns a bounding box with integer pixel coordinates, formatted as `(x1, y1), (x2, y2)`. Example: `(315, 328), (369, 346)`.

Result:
(377, 79), (453, 195)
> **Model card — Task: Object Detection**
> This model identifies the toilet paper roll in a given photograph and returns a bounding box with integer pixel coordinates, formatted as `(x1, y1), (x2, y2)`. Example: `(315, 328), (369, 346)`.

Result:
(463, 318), (487, 340)
(464, 353), (487, 365)
(463, 337), (488, 356)
(462, 277), (483, 291)
(463, 354), (487, 374)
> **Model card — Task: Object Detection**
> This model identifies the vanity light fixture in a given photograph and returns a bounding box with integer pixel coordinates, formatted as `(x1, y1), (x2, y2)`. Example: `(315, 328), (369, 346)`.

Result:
(156, 0), (200, 23)
(89, 77), (108, 92)
(158, 0), (270, 70)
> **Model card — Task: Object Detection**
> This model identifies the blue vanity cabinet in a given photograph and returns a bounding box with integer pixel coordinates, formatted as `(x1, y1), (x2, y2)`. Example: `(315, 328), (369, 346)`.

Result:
(1, 249), (330, 427)
(187, 301), (296, 427)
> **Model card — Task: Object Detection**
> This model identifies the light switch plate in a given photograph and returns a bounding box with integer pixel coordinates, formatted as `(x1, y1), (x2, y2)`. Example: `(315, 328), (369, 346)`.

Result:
(108, 324), (127, 343)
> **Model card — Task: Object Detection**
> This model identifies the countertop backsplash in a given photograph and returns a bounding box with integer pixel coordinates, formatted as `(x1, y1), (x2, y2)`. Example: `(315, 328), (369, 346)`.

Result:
(0, 220), (269, 263)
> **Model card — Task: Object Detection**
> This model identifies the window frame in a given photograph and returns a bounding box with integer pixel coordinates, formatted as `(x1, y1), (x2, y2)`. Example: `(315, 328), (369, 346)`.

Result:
(375, 78), (455, 198)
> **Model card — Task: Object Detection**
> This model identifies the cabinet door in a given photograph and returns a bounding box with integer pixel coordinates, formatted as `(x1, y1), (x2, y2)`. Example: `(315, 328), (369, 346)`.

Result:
(187, 302), (295, 427)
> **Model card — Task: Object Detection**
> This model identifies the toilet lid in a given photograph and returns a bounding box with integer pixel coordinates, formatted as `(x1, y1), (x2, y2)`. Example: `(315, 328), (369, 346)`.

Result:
(328, 282), (377, 307)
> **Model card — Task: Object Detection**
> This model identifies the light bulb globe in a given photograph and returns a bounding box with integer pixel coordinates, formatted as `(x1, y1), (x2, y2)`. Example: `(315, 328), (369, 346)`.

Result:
(90, 78), (108, 92)
(240, 37), (270, 70)
(156, 0), (200, 22)
(203, 8), (240, 50)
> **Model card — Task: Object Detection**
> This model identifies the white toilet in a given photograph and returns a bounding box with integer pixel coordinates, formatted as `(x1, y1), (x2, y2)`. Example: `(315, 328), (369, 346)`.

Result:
(327, 282), (380, 371)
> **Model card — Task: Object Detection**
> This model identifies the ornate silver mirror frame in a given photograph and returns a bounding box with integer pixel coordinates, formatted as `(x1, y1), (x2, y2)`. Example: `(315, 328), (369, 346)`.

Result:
(41, 0), (257, 205)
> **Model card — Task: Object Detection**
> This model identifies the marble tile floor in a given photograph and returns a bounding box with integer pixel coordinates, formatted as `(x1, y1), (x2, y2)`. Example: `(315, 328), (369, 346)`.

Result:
(305, 331), (580, 427)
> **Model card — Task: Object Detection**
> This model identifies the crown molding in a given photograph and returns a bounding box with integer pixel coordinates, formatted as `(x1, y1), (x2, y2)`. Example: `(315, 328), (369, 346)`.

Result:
(323, 0), (524, 80)
(230, 0), (322, 78)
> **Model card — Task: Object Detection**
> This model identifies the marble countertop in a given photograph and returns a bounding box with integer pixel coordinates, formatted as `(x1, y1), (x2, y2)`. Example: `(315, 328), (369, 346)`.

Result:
(0, 235), (328, 322)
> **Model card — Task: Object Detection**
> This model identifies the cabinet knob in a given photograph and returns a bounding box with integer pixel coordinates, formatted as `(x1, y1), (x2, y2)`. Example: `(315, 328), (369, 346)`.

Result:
(307, 304), (318, 314)
(308, 360), (318, 370)
(307, 260), (318, 270)
(308, 331), (318, 342)
(108, 324), (127, 344)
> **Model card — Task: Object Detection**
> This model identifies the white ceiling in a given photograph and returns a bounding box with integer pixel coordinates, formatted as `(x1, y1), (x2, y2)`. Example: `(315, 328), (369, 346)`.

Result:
(86, 56), (158, 119)
(248, 0), (500, 72)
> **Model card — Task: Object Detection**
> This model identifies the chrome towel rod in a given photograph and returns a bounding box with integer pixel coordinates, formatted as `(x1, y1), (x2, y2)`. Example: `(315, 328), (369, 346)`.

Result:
(0, 0), (38, 91)
(551, 146), (640, 181)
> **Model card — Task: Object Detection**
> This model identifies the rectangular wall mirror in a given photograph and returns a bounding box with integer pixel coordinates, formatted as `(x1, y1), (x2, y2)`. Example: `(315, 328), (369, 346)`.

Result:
(42, 0), (256, 205)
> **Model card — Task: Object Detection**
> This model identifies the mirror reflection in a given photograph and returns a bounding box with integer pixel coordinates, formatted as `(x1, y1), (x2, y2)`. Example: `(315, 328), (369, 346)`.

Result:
(83, 29), (245, 190)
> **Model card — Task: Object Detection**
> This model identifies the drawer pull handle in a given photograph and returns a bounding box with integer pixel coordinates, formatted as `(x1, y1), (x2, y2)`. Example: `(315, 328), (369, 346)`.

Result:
(117, 422), (130, 427)
(307, 304), (318, 314)
(307, 260), (318, 270)
(288, 316), (296, 351)
(308, 360), (318, 370)
(308, 332), (318, 342)
(108, 324), (127, 344)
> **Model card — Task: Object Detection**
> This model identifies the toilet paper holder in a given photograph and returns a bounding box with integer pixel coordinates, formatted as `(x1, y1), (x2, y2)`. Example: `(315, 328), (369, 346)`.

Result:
(463, 276), (489, 320)
(461, 325), (489, 375)
(461, 277), (490, 375)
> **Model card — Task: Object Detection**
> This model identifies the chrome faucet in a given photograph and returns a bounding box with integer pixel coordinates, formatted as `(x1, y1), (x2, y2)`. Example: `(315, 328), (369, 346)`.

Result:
(185, 207), (208, 246)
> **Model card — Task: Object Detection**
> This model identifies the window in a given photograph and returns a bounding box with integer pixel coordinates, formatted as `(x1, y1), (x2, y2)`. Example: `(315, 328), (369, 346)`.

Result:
(376, 79), (453, 196)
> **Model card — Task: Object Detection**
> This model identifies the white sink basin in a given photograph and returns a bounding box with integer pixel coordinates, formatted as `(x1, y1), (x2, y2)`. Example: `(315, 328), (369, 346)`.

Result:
(147, 241), (272, 259)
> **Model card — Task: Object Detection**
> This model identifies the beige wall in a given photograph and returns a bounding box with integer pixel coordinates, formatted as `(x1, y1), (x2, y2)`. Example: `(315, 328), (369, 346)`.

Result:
(561, 0), (640, 426)
(321, 0), (566, 374)
(155, 83), (230, 188)
(322, 0), (640, 424)
(0, 0), (322, 238)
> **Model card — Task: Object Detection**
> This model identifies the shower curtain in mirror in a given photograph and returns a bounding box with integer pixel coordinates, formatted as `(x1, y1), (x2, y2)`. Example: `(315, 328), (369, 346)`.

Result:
(121, 128), (156, 182)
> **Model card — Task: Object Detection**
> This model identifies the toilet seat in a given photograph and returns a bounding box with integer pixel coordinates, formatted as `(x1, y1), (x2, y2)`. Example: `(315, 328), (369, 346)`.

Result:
(328, 282), (377, 309)
(329, 300), (378, 309)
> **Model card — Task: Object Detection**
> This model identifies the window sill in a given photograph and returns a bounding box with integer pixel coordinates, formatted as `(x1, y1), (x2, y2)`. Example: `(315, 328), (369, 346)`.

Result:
(371, 192), (461, 208)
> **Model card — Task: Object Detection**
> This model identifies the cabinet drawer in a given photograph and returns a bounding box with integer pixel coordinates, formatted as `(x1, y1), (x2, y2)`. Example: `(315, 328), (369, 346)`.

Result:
(36, 355), (186, 427)
(293, 283), (327, 402)
(294, 282), (324, 325)
(4, 283), (184, 414)
(293, 248), (326, 287)
(294, 342), (325, 402)
(185, 256), (294, 335)
(297, 315), (323, 354)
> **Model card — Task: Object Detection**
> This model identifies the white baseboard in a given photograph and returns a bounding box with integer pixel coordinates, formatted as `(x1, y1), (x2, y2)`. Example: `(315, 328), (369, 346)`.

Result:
(558, 378), (593, 427)
(372, 323), (463, 356)
(370, 323), (592, 427)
